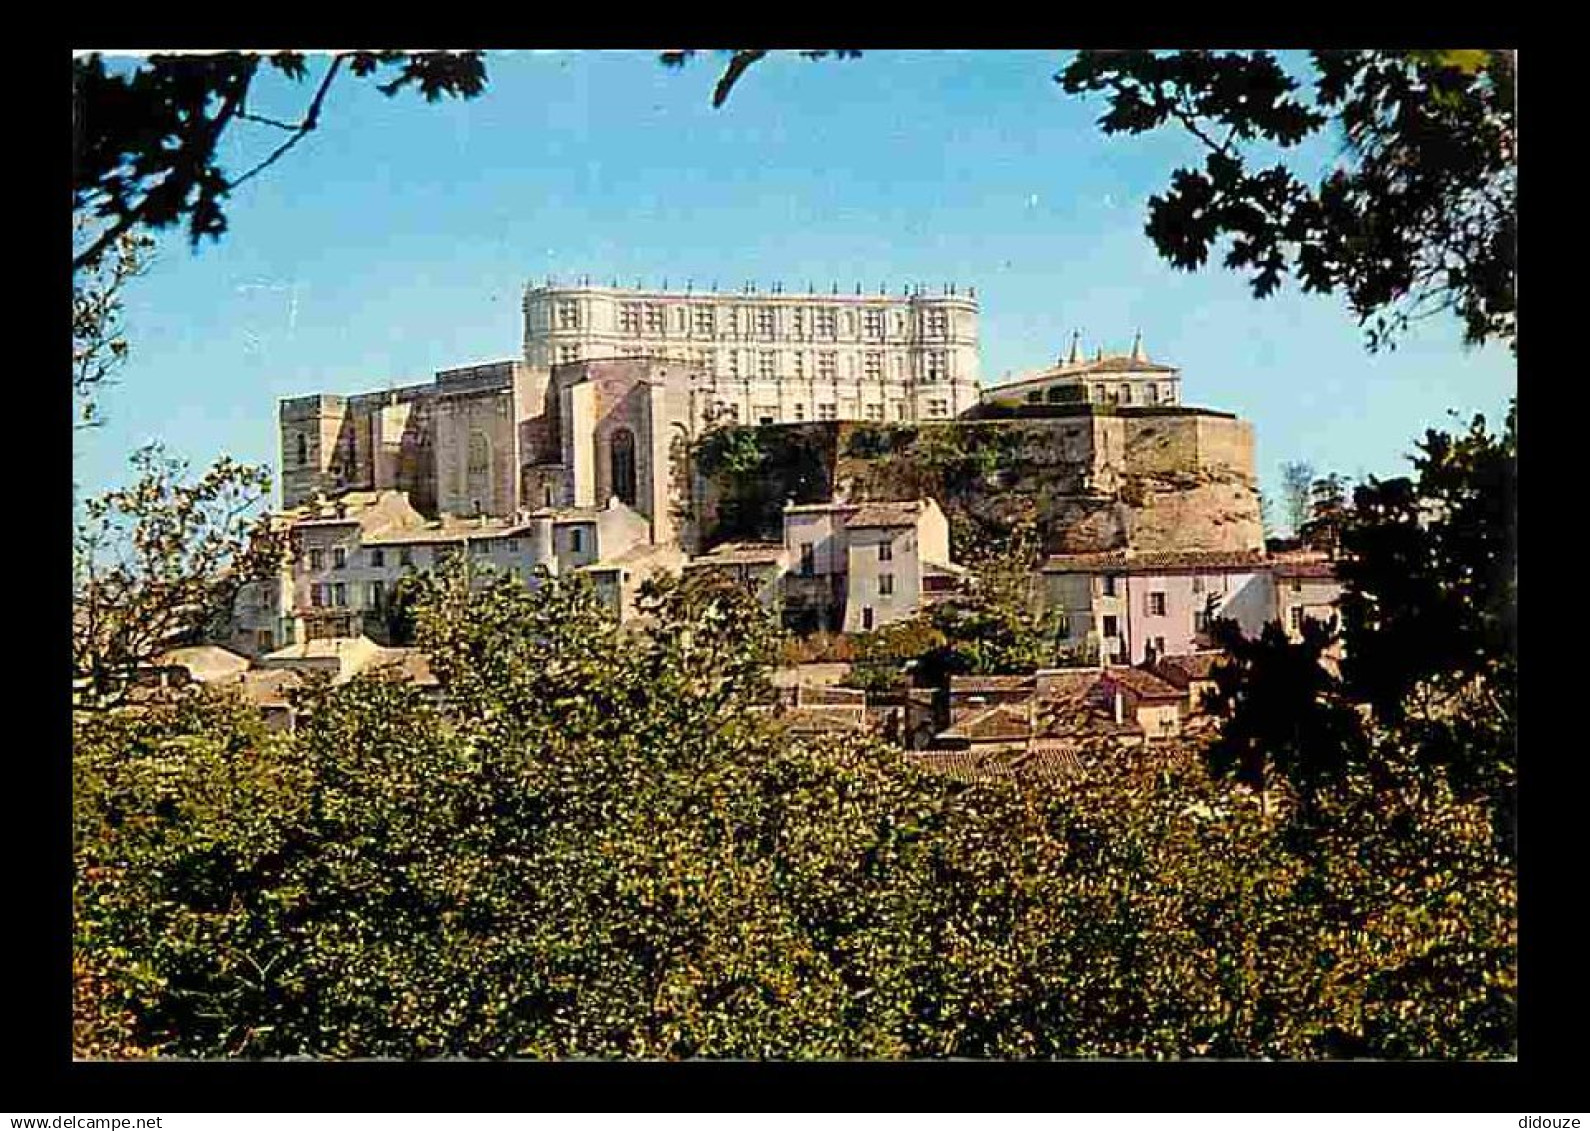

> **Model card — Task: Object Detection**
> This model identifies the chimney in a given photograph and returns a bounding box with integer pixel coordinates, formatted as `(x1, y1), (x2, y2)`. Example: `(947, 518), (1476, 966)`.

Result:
(1130, 329), (1146, 363)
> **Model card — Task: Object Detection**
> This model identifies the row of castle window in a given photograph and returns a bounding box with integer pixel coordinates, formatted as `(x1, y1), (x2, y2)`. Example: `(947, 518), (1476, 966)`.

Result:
(711, 398), (943, 425)
(554, 345), (952, 381)
(567, 300), (952, 340)
(1024, 382), (1173, 406)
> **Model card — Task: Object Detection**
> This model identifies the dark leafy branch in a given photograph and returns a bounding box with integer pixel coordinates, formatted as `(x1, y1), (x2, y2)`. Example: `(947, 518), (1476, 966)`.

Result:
(1060, 50), (1515, 353)
(660, 49), (862, 108)
(72, 51), (487, 273)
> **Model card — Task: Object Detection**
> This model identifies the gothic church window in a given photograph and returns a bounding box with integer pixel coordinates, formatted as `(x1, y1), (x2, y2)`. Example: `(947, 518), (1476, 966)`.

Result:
(610, 428), (637, 507)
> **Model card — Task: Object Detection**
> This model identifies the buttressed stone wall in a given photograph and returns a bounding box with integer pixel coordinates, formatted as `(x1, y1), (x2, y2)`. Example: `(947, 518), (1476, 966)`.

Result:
(691, 408), (1262, 557)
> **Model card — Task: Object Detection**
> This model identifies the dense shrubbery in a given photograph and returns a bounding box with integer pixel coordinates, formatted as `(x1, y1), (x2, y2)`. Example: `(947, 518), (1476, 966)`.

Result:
(75, 556), (1514, 1058)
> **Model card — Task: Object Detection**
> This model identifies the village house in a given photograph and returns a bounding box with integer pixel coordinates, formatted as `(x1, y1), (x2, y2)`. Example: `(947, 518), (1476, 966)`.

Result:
(779, 497), (962, 634)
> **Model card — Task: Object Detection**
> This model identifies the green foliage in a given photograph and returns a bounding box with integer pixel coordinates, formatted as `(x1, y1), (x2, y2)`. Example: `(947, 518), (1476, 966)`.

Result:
(72, 216), (153, 429)
(73, 51), (487, 272)
(847, 616), (949, 691)
(73, 444), (284, 710)
(75, 543), (1514, 1058)
(1060, 50), (1515, 352)
(1203, 617), (1368, 805)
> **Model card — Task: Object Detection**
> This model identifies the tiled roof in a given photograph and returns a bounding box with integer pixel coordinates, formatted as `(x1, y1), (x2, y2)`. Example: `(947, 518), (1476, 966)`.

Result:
(1103, 667), (1184, 701)
(845, 501), (927, 529)
(940, 702), (1032, 743)
(1155, 652), (1225, 686)
(781, 707), (871, 735)
(904, 751), (1013, 783)
(686, 541), (789, 566)
(784, 501), (859, 516)
(1014, 741), (1085, 781)
(368, 647), (439, 687)
(153, 645), (251, 683)
(950, 674), (1036, 695)
(1272, 559), (1339, 579)
(1041, 548), (1269, 574)
(1034, 667), (1106, 697)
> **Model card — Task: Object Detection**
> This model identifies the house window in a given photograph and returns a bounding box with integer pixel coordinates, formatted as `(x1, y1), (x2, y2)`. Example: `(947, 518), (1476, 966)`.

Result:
(1094, 385), (1106, 403)
(757, 407), (777, 425)
(792, 308), (806, 338)
(862, 606), (875, 631)
(1148, 592), (1167, 617)
(619, 304), (641, 334)
(369, 580), (385, 609)
(296, 434), (308, 467)
(1121, 384), (1134, 405)
(1194, 610), (1209, 632)
(816, 309), (837, 338)
(723, 308), (740, 338)
(1102, 575), (1119, 597)
(332, 583), (347, 608)
(879, 541), (892, 562)
(1027, 391), (1042, 404)
(506, 539), (519, 554)
(1290, 607), (1304, 632)
(928, 398), (948, 417)
(818, 352), (837, 380)
(864, 403), (884, 422)
(1147, 383), (1160, 405)
(894, 402), (907, 420)
(308, 548), (324, 571)
(558, 345), (581, 365)
(1102, 614), (1119, 638)
(864, 352), (882, 380)
(756, 307), (776, 337)
(727, 350), (741, 379)
(694, 306), (715, 335)
(645, 305), (664, 334)
(472, 541), (490, 555)
(818, 403), (836, 420)
(1153, 635), (1166, 655)
(1192, 575), (1204, 594)
(792, 352), (805, 380)
(926, 351), (946, 381)
(793, 403), (806, 421)
(570, 528), (584, 554)
(1057, 612), (1071, 638)
(557, 300), (580, 329)
(758, 351), (776, 379)
(332, 547), (347, 570)
(310, 584), (324, 608)
(863, 309), (883, 339)
(800, 543), (815, 576)
(879, 573), (894, 596)
(400, 547), (413, 568)
(926, 309), (948, 337)
(1291, 578), (1304, 593)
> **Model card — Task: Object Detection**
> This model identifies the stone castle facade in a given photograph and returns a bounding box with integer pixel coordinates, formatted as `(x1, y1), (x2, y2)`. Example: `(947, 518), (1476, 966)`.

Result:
(522, 281), (982, 427)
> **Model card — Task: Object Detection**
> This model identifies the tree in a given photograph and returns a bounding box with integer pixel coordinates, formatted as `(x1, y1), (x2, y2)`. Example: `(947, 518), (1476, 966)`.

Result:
(72, 51), (487, 273)
(74, 551), (1514, 1058)
(1202, 615), (1368, 814)
(1059, 51), (1515, 352)
(1299, 472), (1351, 556)
(1279, 460), (1315, 537)
(73, 444), (284, 710)
(72, 217), (154, 429)
(915, 517), (1062, 683)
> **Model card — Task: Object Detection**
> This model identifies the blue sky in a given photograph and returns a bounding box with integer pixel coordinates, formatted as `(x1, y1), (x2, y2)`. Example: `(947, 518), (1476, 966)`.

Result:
(75, 49), (1516, 525)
